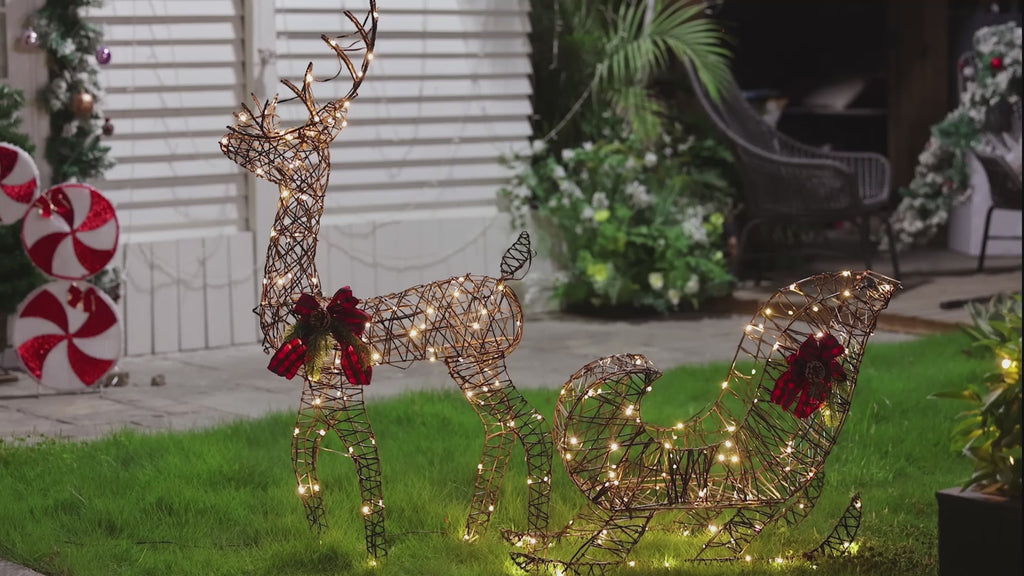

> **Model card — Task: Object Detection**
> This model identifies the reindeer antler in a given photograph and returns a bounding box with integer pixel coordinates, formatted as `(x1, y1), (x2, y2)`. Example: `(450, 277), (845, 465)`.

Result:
(224, 0), (378, 144)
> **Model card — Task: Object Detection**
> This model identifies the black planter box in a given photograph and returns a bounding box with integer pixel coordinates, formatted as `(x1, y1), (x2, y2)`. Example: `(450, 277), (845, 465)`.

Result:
(936, 487), (1023, 576)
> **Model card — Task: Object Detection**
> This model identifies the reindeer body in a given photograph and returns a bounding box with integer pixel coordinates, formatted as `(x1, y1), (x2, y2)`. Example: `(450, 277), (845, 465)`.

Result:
(362, 275), (522, 365)
(220, 1), (551, 560)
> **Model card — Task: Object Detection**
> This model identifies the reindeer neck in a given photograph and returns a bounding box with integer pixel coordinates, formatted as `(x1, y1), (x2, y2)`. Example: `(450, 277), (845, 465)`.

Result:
(257, 148), (332, 349)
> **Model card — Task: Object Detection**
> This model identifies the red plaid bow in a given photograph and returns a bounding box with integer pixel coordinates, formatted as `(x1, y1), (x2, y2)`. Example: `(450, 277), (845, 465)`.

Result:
(268, 286), (373, 385)
(770, 333), (846, 419)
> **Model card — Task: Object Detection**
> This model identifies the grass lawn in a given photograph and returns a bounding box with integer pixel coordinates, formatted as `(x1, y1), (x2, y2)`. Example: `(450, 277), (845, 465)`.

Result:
(0, 333), (991, 576)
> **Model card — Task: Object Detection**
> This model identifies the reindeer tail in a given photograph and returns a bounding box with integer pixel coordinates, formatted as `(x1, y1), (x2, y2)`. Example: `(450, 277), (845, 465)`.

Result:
(499, 231), (533, 281)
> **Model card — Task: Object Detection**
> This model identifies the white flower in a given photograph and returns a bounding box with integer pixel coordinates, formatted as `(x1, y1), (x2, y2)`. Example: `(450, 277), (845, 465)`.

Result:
(667, 289), (681, 307)
(625, 181), (650, 208)
(676, 136), (696, 153)
(681, 206), (709, 244)
(683, 274), (700, 296)
(625, 157), (636, 170)
(592, 192), (609, 209)
(553, 165), (567, 179)
(643, 152), (658, 168)
(581, 206), (595, 221)
(582, 141), (594, 152)
(560, 181), (583, 199)
(562, 149), (575, 162)
(663, 147), (674, 157)
(530, 140), (547, 155)
(648, 272), (665, 291)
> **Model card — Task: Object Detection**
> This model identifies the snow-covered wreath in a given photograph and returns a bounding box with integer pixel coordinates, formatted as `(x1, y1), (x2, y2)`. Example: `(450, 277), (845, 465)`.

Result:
(891, 22), (1022, 247)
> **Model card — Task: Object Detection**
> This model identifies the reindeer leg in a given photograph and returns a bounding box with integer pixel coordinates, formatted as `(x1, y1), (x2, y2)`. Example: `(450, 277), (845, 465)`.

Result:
(669, 508), (719, 536)
(292, 380), (330, 533)
(506, 384), (554, 540)
(327, 380), (387, 559)
(448, 355), (552, 542)
(467, 416), (517, 541)
(448, 356), (518, 541)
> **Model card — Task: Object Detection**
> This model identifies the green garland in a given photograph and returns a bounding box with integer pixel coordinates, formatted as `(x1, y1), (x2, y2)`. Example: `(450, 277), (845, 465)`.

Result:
(0, 86), (47, 317)
(891, 23), (1021, 247)
(34, 0), (114, 183)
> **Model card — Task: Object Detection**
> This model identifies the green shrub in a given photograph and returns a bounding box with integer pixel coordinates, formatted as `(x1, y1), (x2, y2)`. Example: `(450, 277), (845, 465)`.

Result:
(501, 122), (735, 313)
(933, 294), (1022, 497)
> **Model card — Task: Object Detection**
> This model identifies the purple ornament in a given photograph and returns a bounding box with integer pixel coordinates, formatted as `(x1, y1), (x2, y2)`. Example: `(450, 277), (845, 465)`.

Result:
(95, 46), (112, 66)
(102, 118), (114, 137)
(22, 27), (40, 48)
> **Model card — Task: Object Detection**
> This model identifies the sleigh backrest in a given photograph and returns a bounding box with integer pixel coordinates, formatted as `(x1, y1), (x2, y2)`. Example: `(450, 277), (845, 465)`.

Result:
(714, 271), (900, 491)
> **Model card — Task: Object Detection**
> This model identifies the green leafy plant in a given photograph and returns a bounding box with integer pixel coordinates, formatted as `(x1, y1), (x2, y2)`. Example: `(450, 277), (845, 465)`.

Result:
(932, 294), (1022, 497)
(530, 0), (732, 149)
(502, 122), (734, 313)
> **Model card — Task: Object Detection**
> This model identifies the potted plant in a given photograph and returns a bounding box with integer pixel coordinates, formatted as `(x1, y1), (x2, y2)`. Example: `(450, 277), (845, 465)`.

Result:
(932, 294), (1021, 576)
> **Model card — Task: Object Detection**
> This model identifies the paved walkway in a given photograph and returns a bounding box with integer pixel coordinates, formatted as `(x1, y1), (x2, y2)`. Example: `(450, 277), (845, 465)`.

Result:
(1, 265), (1019, 443)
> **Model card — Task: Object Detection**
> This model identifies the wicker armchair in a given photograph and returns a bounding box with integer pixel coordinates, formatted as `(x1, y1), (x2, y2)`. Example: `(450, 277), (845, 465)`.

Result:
(974, 149), (1022, 271)
(683, 60), (900, 278)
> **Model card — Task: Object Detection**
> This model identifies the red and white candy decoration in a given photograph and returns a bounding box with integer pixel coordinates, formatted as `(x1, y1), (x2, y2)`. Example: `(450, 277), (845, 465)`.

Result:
(0, 142), (41, 225)
(14, 281), (122, 390)
(22, 183), (119, 280)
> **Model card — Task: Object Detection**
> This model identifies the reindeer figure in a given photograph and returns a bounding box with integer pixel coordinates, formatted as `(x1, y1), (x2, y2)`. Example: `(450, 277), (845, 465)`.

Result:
(219, 1), (551, 560)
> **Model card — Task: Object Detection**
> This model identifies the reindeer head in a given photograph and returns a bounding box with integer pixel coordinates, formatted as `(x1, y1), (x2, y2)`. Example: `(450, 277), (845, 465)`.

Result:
(220, 1), (378, 186)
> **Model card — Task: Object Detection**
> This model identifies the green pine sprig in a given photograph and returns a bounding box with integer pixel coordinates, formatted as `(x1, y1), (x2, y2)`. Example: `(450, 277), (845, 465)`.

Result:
(281, 315), (373, 382)
(34, 0), (114, 183)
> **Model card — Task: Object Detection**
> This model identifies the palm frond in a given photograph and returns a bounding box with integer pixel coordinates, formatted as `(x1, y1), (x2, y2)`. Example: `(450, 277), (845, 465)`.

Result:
(591, 0), (732, 140)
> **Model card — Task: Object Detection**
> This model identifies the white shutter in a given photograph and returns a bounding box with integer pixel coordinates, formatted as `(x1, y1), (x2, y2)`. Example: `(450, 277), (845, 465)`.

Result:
(86, 1), (260, 354)
(272, 0), (533, 297)
(88, 0), (248, 242)
(274, 0), (532, 226)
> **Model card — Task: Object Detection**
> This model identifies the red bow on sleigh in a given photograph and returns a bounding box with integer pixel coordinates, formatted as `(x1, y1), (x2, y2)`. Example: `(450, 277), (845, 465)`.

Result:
(770, 333), (846, 419)
(268, 286), (373, 385)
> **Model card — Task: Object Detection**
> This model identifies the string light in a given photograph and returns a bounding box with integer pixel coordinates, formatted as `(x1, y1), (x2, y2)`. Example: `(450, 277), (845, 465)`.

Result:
(512, 271), (900, 574)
